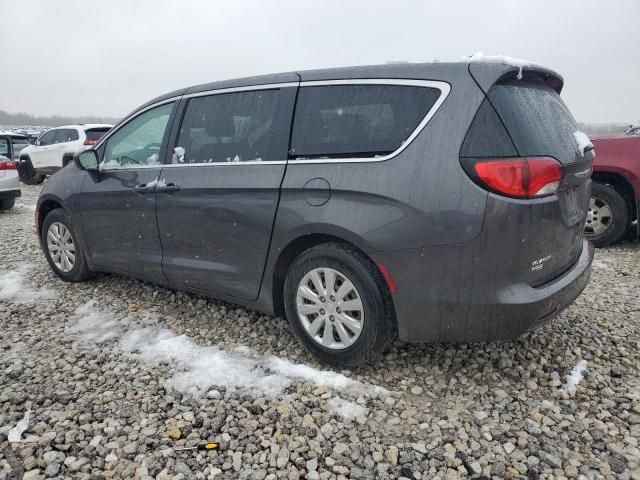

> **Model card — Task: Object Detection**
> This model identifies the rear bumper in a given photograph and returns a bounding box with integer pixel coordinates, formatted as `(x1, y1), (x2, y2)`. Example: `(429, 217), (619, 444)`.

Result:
(0, 188), (21, 200)
(372, 239), (594, 343)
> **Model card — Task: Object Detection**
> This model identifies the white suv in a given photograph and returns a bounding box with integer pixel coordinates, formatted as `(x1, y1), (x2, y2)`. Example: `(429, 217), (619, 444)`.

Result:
(19, 124), (112, 184)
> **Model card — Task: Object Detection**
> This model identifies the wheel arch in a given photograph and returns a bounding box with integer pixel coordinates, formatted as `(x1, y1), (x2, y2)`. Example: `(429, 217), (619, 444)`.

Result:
(269, 233), (378, 318)
(591, 172), (637, 222)
(37, 196), (67, 234)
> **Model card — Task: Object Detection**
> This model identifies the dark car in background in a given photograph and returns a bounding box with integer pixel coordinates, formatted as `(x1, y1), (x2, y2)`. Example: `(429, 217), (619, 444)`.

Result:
(0, 132), (31, 161)
(588, 134), (640, 246)
(35, 61), (593, 365)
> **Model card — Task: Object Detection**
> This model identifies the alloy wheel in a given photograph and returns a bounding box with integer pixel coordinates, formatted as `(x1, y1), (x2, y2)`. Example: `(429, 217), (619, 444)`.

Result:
(585, 195), (613, 237)
(296, 267), (364, 350)
(47, 222), (76, 272)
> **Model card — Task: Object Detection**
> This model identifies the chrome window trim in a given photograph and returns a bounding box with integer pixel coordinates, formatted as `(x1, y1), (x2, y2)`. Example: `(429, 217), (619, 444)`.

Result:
(96, 78), (451, 170)
(183, 82), (299, 99)
(289, 79), (451, 164)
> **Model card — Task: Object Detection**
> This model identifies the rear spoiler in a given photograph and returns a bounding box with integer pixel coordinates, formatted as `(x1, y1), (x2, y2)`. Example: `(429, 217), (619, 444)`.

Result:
(468, 62), (564, 94)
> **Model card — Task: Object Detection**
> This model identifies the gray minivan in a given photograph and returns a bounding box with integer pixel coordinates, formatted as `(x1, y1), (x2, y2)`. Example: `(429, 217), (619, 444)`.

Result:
(37, 61), (594, 366)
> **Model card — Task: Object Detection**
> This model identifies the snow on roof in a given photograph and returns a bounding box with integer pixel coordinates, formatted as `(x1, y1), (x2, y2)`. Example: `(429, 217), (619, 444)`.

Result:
(0, 131), (28, 138)
(464, 52), (545, 80)
(573, 131), (593, 156)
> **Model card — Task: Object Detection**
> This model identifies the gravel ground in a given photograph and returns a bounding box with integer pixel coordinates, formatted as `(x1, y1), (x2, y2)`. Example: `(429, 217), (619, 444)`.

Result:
(1, 184), (639, 480)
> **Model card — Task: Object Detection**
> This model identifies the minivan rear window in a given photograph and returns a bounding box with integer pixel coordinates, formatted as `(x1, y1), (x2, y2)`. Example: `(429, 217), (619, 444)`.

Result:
(487, 82), (580, 165)
(290, 85), (441, 159)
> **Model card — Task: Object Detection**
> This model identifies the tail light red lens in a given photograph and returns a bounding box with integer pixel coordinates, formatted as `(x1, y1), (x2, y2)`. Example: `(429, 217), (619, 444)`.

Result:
(0, 160), (17, 170)
(466, 157), (562, 198)
(83, 139), (97, 146)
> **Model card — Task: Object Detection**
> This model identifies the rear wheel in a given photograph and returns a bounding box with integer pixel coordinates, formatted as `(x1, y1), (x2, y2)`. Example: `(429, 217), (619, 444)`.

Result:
(283, 243), (395, 367)
(584, 182), (629, 247)
(21, 174), (46, 185)
(0, 199), (15, 210)
(42, 208), (92, 282)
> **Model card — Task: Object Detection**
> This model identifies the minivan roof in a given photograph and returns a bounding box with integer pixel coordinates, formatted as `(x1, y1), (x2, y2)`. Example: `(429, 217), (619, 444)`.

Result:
(136, 61), (563, 116)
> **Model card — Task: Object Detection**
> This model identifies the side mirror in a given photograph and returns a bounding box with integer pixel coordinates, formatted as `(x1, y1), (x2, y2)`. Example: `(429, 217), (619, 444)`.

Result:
(75, 150), (99, 171)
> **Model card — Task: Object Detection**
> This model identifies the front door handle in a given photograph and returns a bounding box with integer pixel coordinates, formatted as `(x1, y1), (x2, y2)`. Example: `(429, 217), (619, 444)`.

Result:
(156, 182), (180, 194)
(133, 183), (154, 194)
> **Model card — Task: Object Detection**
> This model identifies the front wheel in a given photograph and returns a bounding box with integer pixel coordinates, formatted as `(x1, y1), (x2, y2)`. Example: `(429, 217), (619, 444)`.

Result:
(283, 243), (396, 367)
(42, 208), (92, 282)
(584, 182), (629, 247)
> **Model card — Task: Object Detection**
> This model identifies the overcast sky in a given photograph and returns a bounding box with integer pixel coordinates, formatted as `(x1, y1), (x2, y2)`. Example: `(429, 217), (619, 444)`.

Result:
(1, 0), (638, 123)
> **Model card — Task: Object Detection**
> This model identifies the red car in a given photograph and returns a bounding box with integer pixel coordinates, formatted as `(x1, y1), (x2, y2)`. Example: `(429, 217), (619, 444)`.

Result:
(588, 134), (640, 246)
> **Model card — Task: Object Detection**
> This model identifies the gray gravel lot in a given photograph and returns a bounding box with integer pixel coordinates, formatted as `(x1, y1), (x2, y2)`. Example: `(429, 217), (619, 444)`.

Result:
(1, 184), (639, 480)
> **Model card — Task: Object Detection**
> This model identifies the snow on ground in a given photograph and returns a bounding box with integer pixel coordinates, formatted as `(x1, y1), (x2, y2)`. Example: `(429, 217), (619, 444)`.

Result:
(327, 397), (368, 420)
(464, 52), (544, 79)
(7, 409), (30, 443)
(69, 301), (384, 418)
(0, 267), (57, 303)
(565, 359), (588, 395)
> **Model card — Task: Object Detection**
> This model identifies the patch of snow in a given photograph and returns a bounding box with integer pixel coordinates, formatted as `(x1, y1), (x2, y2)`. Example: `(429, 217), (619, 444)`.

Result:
(67, 301), (131, 344)
(173, 146), (185, 163)
(573, 131), (593, 157)
(0, 268), (57, 303)
(7, 409), (30, 442)
(69, 302), (388, 415)
(592, 258), (613, 271)
(327, 398), (367, 420)
(101, 159), (120, 168)
(565, 360), (587, 395)
(119, 326), (290, 396)
(464, 52), (543, 80)
(266, 356), (382, 395)
(13, 203), (36, 212)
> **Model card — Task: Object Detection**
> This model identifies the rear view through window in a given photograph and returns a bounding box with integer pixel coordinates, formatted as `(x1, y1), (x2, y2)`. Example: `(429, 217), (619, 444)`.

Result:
(487, 82), (581, 164)
(290, 85), (442, 159)
(85, 128), (110, 144)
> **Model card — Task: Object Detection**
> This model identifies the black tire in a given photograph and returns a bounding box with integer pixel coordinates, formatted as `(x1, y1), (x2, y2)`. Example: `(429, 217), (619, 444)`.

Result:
(0, 198), (15, 210)
(21, 172), (46, 185)
(585, 182), (629, 247)
(18, 156), (46, 185)
(283, 242), (396, 367)
(41, 208), (93, 282)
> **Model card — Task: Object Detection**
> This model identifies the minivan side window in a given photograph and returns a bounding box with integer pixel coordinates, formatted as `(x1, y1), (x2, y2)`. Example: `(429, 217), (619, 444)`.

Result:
(173, 89), (286, 164)
(290, 85), (442, 159)
(102, 103), (173, 168)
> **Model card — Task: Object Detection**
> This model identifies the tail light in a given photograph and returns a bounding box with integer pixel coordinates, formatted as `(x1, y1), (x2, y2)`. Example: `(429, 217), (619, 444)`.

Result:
(83, 139), (97, 146)
(0, 160), (17, 170)
(462, 157), (562, 198)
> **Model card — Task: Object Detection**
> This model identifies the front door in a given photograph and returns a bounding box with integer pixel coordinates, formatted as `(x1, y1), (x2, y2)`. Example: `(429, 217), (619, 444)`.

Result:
(79, 102), (176, 280)
(30, 129), (57, 166)
(156, 85), (297, 300)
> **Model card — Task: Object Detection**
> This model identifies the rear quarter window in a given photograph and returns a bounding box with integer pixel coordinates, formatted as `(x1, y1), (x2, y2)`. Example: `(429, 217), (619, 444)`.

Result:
(85, 128), (110, 141)
(487, 83), (580, 164)
(290, 84), (442, 159)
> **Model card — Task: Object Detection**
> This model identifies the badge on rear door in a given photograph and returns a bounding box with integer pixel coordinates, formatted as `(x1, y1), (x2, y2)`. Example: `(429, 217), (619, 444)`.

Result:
(531, 255), (552, 271)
